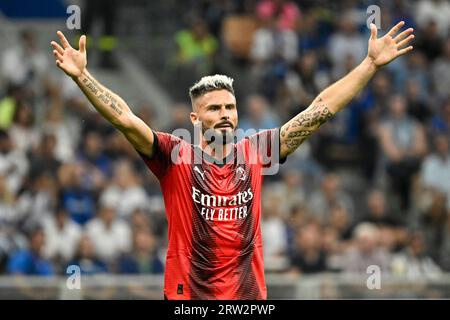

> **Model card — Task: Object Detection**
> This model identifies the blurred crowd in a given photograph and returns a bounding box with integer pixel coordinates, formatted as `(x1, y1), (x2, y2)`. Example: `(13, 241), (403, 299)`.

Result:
(0, 0), (449, 280)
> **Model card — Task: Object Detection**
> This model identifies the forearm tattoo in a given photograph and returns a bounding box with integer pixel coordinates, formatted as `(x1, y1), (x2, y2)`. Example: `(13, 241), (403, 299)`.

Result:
(281, 98), (334, 153)
(82, 75), (123, 116)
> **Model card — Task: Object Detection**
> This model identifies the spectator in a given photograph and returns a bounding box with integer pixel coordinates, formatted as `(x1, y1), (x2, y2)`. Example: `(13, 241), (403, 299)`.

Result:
(321, 225), (345, 273)
(129, 208), (153, 232)
(262, 193), (289, 271)
(42, 205), (82, 272)
(328, 203), (353, 241)
(15, 172), (58, 230)
(439, 211), (450, 271)
(266, 167), (305, 216)
(28, 133), (61, 180)
(429, 99), (450, 136)
(79, 0), (120, 69)
(328, 11), (366, 79)
(279, 139), (323, 185)
(405, 79), (432, 123)
(431, 38), (450, 100)
(0, 85), (23, 130)
(238, 94), (280, 133)
(58, 162), (96, 225)
(360, 190), (403, 228)
(420, 191), (448, 262)
(250, 15), (298, 65)
(0, 223), (27, 274)
(85, 204), (132, 263)
(100, 159), (149, 218)
(395, 52), (429, 98)
(77, 130), (113, 178)
(420, 134), (450, 209)
(391, 232), (442, 279)
(415, 0), (450, 38)
(8, 102), (40, 154)
(296, 11), (327, 53)
(378, 225), (402, 253)
(360, 189), (408, 251)
(378, 94), (427, 210)
(308, 173), (354, 223)
(341, 223), (392, 275)
(359, 71), (392, 116)
(285, 205), (310, 256)
(117, 229), (164, 274)
(0, 129), (29, 195)
(289, 222), (327, 274)
(0, 173), (27, 271)
(67, 235), (108, 275)
(1, 29), (48, 88)
(174, 17), (218, 75)
(6, 227), (54, 276)
(0, 173), (18, 226)
(165, 103), (194, 142)
(256, 0), (301, 31)
(313, 95), (367, 169)
(75, 131), (111, 194)
(415, 20), (444, 62)
(250, 15), (298, 99)
(41, 101), (77, 163)
(282, 51), (329, 116)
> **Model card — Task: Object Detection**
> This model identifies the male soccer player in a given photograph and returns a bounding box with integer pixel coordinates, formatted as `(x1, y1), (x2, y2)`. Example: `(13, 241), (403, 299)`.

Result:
(51, 21), (414, 299)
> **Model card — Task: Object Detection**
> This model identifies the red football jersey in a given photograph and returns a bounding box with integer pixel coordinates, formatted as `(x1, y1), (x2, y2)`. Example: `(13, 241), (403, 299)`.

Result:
(140, 129), (279, 300)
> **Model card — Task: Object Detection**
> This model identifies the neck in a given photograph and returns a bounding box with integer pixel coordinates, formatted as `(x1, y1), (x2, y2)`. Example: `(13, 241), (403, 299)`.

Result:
(57, 222), (65, 230)
(137, 250), (150, 259)
(103, 220), (113, 229)
(199, 137), (234, 162)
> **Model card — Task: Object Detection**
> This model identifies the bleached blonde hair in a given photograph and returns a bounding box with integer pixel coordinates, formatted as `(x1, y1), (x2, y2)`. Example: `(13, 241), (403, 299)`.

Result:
(189, 74), (235, 102)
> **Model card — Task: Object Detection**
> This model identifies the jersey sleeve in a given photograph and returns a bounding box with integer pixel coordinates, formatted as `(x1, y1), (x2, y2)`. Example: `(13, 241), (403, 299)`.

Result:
(246, 128), (286, 168)
(138, 131), (183, 180)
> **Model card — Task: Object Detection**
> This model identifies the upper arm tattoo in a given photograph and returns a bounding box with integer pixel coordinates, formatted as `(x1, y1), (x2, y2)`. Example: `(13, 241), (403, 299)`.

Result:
(281, 97), (334, 155)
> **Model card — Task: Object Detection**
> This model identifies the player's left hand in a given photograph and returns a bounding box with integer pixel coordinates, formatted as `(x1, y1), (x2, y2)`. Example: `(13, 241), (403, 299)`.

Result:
(367, 21), (414, 68)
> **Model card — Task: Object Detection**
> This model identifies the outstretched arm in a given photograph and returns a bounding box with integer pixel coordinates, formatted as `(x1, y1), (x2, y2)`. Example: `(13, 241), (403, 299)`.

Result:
(279, 21), (414, 159)
(51, 31), (154, 157)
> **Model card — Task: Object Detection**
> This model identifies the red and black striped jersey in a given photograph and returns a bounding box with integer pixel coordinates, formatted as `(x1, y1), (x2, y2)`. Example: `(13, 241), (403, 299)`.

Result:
(140, 129), (279, 300)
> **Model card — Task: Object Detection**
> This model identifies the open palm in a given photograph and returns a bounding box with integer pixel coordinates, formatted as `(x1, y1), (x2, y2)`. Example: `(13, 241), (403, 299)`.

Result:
(51, 31), (87, 78)
(368, 21), (414, 67)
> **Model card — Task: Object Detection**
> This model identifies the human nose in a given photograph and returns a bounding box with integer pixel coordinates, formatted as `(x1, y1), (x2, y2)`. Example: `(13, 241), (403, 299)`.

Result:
(219, 106), (230, 119)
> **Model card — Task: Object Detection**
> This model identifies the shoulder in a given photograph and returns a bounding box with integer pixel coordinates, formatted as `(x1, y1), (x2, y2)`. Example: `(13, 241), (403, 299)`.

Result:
(67, 220), (83, 235)
(114, 220), (131, 233)
(8, 250), (31, 269)
(41, 216), (55, 229)
(85, 219), (101, 231)
(244, 128), (279, 145)
(153, 131), (188, 151)
(422, 154), (438, 166)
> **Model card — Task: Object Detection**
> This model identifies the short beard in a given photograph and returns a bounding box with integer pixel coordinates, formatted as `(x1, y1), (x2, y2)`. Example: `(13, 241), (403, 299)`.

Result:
(201, 123), (235, 146)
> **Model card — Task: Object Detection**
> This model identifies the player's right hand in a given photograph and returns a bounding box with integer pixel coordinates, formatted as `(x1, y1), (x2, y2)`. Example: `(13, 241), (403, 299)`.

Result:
(51, 31), (87, 78)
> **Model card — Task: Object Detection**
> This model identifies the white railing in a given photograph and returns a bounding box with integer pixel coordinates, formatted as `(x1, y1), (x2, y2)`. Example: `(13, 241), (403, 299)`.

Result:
(0, 273), (449, 299)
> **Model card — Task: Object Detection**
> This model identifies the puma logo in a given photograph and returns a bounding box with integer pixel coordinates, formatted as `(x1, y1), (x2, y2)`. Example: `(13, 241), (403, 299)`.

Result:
(194, 166), (205, 180)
